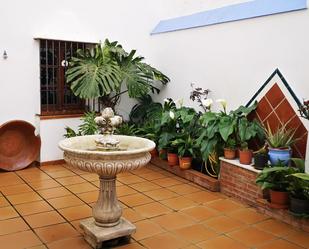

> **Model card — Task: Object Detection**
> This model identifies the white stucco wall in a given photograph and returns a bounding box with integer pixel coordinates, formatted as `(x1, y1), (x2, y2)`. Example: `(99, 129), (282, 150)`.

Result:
(0, 0), (308, 162)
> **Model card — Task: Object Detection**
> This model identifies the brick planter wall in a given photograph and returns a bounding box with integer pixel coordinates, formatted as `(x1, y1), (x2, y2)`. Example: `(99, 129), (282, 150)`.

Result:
(219, 158), (309, 232)
(219, 158), (263, 206)
(151, 157), (220, 192)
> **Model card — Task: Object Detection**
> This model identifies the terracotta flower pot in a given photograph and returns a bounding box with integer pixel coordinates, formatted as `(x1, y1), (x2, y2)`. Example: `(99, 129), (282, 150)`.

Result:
(150, 148), (158, 158)
(179, 157), (192, 170)
(239, 149), (252, 165)
(224, 148), (236, 159)
(167, 153), (179, 166)
(269, 190), (289, 209)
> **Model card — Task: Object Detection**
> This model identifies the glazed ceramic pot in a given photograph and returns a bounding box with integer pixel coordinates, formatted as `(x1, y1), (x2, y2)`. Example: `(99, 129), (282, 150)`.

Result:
(268, 147), (291, 166)
(289, 197), (309, 214)
(254, 153), (269, 170)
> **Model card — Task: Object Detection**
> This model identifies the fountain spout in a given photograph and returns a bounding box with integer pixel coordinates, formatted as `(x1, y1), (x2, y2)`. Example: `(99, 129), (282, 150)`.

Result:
(94, 108), (122, 150)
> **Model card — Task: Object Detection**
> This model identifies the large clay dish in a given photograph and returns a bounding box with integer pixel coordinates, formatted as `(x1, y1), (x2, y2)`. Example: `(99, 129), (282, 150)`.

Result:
(0, 120), (41, 171)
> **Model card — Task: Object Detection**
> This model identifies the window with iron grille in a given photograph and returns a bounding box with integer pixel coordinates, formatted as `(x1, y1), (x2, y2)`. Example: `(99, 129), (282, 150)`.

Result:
(39, 39), (90, 116)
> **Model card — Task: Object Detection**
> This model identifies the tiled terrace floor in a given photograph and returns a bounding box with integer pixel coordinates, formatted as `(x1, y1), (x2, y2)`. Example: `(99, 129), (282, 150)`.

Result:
(0, 163), (309, 249)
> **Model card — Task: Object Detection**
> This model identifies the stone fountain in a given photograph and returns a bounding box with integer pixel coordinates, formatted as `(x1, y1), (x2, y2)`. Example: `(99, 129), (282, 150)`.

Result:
(59, 108), (155, 248)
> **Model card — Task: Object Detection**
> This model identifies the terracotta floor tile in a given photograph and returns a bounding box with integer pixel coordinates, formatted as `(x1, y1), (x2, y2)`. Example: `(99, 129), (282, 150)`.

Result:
(58, 204), (92, 221)
(254, 219), (295, 237)
(117, 185), (138, 197)
(26, 245), (48, 249)
(134, 202), (171, 218)
(130, 181), (161, 192)
(0, 206), (19, 220)
(0, 183), (33, 195)
(133, 167), (155, 175)
(47, 195), (84, 209)
(6, 192), (42, 205)
(19, 172), (52, 182)
(173, 224), (218, 243)
(47, 169), (76, 178)
(118, 175), (146, 185)
(140, 232), (190, 249)
(14, 200), (53, 216)
(28, 179), (61, 190)
(66, 182), (98, 194)
(0, 196), (10, 207)
(144, 188), (179, 201)
(151, 212), (195, 230)
(24, 211), (65, 228)
(0, 173), (24, 187)
(34, 223), (79, 243)
(184, 191), (221, 204)
(132, 219), (165, 241)
(0, 230), (42, 249)
(181, 206), (220, 222)
(206, 199), (245, 213)
(47, 236), (91, 249)
(168, 184), (201, 195)
(80, 173), (98, 182)
(15, 166), (41, 175)
(122, 208), (145, 223)
(0, 217), (29, 235)
(56, 175), (86, 186)
(139, 172), (167, 181)
(227, 208), (269, 224)
(203, 215), (246, 233)
(119, 193), (153, 207)
(77, 191), (98, 203)
(285, 230), (309, 248)
(152, 177), (183, 187)
(257, 239), (303, 249)
(70, 219), (84, 234)
(197, 235), (249, 249)
(160, 196), (197, 210)
(116, 242), (146, 249)
(40, 165), (66, 173)
(227, 227), (276, 247)
(37, 186), (71, 199)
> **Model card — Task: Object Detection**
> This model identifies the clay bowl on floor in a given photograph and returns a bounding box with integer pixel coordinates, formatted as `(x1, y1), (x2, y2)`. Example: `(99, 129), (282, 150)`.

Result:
(0, 120), (41, 171)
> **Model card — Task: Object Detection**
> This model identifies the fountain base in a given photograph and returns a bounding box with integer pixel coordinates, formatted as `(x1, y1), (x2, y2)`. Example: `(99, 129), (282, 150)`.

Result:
(80, 217), (136, 249)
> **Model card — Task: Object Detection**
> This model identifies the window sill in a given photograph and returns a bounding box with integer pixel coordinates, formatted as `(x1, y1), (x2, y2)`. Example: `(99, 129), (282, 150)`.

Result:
(38, 113), (84, 120)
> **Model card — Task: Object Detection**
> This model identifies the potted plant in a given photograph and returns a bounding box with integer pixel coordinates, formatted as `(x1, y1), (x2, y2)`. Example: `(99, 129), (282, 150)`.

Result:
(264, 123), (298, 166)
(237, 118), (264, 165)
(172, 135), (197, 170)
(223, 138), (237, 159)
(287, 158), (309, 215)
(253, 146), (269, 170)
(256, 165), (298, 209)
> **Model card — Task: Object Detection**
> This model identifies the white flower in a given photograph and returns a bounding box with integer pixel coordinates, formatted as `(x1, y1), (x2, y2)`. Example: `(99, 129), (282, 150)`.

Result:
(169, 111), (175, 119)
(201, 98), (213, 108)
(164, 98), (169, 103)
(175, 98), (184, 109)
(216, 99), (227, 109)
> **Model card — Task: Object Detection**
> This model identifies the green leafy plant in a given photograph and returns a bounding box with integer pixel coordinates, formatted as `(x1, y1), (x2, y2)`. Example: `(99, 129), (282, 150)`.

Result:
(172, 135), (197, 157)
(64, 112), (98, 138)
(114, 123), (138, 136)
(225, 138), (237, 150)
(264, 123), (298, 148)
(66, 39), (170, 110)
(256, 165), (299, 191)
(129, 95), (163, 124)
(288, 173), (309, 200)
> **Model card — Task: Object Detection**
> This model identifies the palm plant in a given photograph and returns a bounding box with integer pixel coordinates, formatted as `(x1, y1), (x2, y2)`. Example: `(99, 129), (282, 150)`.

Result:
(66, 39), (170, 110)
(264, 123), (298, 148)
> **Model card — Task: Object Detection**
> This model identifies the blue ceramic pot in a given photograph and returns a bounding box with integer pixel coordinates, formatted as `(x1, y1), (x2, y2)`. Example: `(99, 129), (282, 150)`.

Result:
(268, 148), (291, 166)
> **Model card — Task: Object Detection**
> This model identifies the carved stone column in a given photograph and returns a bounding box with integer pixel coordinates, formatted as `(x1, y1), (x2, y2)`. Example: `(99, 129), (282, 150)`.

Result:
(92, 176), (122, 227)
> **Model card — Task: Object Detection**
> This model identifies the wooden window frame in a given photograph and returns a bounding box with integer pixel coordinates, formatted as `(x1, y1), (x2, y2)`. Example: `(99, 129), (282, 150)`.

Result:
(39, 39), (90, 116)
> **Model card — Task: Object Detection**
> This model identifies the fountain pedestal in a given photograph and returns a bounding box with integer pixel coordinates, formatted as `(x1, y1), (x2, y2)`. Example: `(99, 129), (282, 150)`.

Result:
(60, 134), (154, 248)
(79, 175), (136, 248)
